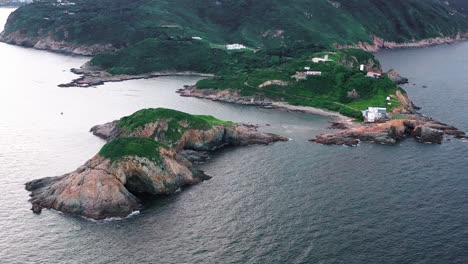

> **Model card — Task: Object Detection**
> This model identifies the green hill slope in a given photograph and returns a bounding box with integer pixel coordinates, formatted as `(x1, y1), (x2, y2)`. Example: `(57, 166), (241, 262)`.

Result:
(2, 0), (468, 49)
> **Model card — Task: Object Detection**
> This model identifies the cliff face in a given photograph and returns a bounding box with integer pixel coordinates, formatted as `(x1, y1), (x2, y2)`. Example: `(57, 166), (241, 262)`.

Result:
(26, 108), (287, 220)
(90, 120), (286, 152)
(26, 148), (209, 220)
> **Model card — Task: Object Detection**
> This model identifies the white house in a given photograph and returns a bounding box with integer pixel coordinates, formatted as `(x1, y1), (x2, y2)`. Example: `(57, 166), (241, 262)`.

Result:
(362, 107), (387, 122)
(192, 37), (202, 40)
(226, 44), (247, 50)
(312, 54), (332, 63)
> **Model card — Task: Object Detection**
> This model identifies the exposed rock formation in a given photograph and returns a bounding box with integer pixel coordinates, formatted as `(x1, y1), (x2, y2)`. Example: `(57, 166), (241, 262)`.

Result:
(311, 116), (466, 146)
(177, 86), (274, 106)
(90, 113), (287, 153)
(58, 64), (215, 88)
(338, 34), (468, 53)
(26, 108), (287, 219)
(26, 147), (210, 220)
(0, 33), (116, 56)
(258, 80), (289, 88)
(386, 69), (409, 85)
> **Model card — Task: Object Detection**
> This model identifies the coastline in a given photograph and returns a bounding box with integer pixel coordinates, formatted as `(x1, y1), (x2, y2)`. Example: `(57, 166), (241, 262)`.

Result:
(176, 85), (467, 146)
(176, 85), (355, 125)
(337, 34), (468, 52)
(1, 32), (467, 57)
(59, 67), (215, 88)
(2, 31), (465, 145)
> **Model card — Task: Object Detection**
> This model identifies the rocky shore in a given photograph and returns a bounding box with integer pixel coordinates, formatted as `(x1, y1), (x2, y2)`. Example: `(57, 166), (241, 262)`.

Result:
(311, 115), (467, 146)
(25, 108), (287, 220)
(337, 34), (468, 52)
(0, 33), (116, 56)
(58, 63), (215, 88)
(177, 86), (354, 125)
(177, 86), (467, 146)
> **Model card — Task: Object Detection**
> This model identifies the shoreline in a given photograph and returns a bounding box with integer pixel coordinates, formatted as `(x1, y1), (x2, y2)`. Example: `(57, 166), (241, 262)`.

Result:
(58, 67), (215, 88)
(176, 85), (355, 126)
(177, 86), (467, 146)
(1, 33), (467, 57)
(337, 34), (468, 53)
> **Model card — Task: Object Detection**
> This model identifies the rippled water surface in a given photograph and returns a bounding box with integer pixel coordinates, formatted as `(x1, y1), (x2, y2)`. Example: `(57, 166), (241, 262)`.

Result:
(0, 8), (467, 264)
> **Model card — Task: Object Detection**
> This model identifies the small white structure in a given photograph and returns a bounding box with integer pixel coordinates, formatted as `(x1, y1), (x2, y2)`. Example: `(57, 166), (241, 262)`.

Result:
(192, 37), (202, 40)
(362, 107), (387, 122)
(304, 67), (311, 70)
(312, 54), (332, 63)
(360, 64), (365, 71)
(366, 72), (382, 78)
(226, 44), (247, 50)
(305, 71), (322, 76)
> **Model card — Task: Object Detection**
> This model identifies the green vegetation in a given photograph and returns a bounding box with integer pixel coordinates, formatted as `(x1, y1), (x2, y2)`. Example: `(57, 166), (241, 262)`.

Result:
(4, 0), (463, 119)
(119, 108), (234, 143)
(92, 39), (229, 75)
(5, 0), (468, 48)
(99, 137), (168, 162)
(194, 49), (399, 120)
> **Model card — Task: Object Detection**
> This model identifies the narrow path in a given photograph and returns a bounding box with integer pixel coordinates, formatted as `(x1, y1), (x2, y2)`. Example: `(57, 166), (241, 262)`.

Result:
(332, 102), (360, 111)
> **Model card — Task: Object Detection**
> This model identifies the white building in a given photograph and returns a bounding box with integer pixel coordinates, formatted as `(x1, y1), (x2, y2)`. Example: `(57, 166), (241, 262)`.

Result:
(192, 37), (202, 40)
(226, 44), (247, 50)
(362, 107), (387, 122)
(312, 54), (332, 63)
(366, 72), (382, 78)
(305, 71), (322, 76)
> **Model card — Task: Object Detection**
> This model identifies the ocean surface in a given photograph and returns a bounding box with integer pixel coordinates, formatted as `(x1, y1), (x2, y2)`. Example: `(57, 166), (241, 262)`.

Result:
(0, 8), (467, 264)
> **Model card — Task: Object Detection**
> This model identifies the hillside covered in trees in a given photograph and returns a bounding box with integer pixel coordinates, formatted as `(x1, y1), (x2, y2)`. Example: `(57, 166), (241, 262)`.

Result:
(2, 0), (468, 119)
(2, 0), (468, 50)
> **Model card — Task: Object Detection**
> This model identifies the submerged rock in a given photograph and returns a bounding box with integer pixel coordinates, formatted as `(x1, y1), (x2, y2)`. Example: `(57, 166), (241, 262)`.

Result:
(27, 108), (287, 219)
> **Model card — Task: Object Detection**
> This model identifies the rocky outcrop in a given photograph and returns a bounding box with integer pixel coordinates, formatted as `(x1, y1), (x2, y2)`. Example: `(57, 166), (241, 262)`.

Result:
(311, 116), (466, 146)
(90, 119), (288, 152)
(337, 34), (468, 53)
(386, 69), (409, 85)
(26, 148), (210, 220)
(177, 86), (274, 106)
(0, 32), (116, 56)
(27, 108), (287, 219)
(58, 63), (215, 88)
(258, 80), (289, 88)
(392, 90), (419, 114)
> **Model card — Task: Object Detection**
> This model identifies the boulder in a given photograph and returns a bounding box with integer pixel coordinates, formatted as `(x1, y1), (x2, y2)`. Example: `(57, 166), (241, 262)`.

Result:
(386, 69), (409, 85)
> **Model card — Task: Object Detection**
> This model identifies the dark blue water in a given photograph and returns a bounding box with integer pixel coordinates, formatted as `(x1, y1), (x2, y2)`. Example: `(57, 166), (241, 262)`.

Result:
(1, 8), (467, 264)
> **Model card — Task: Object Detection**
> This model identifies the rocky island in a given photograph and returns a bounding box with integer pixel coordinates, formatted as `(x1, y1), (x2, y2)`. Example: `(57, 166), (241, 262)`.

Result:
(26, 108), (287, 220)
(4, 0), (467, 219)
